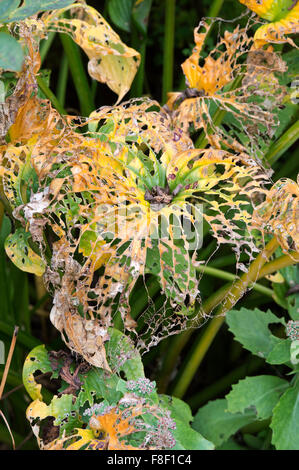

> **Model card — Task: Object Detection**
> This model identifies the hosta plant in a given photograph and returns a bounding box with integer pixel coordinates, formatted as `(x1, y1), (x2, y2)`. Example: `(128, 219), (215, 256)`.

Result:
(0, 0), (298, 451)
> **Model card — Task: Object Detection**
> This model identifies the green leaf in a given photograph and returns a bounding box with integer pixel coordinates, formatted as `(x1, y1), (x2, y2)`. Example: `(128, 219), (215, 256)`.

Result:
(174, 420), (215, 450)
(51, 395), (81, 435)
(159, 395), (193, 425)
(266, 339), (292, 364)
(226, 375), (289, 420)
(159, 395), (214, 450)
(22, 345), (53, 400)
(77, 368), (121, 407)
(5, 228), (46, 276)
(280, 50), (299, 86)
(192, 399), (256, 447)
(271, 381), (299, 450)
(132, 0), (152, 34)
(108, 0), (134, 33)
(26, 394), (80, 437)
(106, 328), (144, 380)
(226, 308), (286, 363)
(0, 1), (20, 21)
(216, 437), (248, 450)
(290, 341), (299, 366)
(0, 0), (74, 23)
(0, 33), (24, 72)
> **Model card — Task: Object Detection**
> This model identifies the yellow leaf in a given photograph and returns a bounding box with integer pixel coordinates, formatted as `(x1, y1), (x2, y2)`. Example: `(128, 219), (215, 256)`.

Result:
(41, 3), (140, 103)
(5, 229), (46, 276)
(239, 0), (299, 46)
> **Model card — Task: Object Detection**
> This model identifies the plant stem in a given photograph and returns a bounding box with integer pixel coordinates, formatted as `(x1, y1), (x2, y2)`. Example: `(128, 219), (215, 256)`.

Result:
(131, 26), (147, 97)
(207, 0), (225, 17)
(196, 265), (274, 297)
(0, 326), (18, 399)
(163, 246), (299, 391)
(40, 32), (56, 64)
(172, 237), (279, 398)
(265, 119), (299, 165)
(274, 148), (299, 181)
(0, 424), (36, 449)
(60, 33), (94, 116)
(56, 53), (68, 107)
(162, 0), (176, 104)
(0, 321), (39, 350)
(37, 75), (66, 115)
(258, 251), (299, 278)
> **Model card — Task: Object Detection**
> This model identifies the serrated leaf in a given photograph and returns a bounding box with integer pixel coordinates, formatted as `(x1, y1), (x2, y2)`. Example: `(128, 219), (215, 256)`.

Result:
(226, 375), (289, 420)
(77, 368), (121, 407)
(271, 381), (299, 450)
(0, 33), (24, 72)
(5, 228), (46, 276)
(226, 308), (286, 362)
(23, 345), (53, 400)
(192, 399), (256, 447)
(108, 0), (134, 33)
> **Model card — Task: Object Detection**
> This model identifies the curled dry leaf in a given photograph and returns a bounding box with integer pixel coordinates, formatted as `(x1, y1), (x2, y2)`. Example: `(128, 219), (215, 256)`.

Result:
(38, 2), (140, 103)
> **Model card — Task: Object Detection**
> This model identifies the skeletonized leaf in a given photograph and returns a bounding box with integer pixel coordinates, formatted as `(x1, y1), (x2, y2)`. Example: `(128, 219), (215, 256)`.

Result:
(253, 177), (299, 255)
